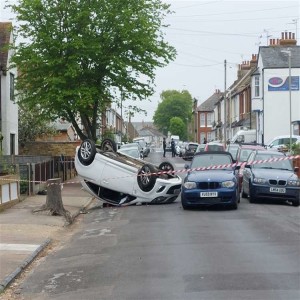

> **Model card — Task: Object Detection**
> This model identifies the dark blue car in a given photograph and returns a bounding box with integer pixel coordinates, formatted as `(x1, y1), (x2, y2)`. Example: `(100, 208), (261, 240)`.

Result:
(242, 150), (300, 206)
(181, 151), (240, 210)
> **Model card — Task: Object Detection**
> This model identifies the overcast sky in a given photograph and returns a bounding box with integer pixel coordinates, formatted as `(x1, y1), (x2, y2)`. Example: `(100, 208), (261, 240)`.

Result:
(1, 0), (299, 122)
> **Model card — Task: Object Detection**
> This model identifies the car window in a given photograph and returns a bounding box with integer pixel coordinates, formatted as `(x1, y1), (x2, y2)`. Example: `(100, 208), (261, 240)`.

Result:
(253, 154), (293, 170)
(240, 149), (252, 162)
(191, 154), (232, 169)
(206, 144), (224, 151)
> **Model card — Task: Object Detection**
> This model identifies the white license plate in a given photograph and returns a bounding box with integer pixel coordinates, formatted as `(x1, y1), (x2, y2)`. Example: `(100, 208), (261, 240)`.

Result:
(200, 192), (218, 197)
(270, 187), (286, 193)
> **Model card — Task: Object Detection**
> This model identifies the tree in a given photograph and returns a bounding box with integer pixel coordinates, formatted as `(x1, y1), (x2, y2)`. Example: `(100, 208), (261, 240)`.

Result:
(18, 103), (57, 144)
(9, 0), (176, 142)
(169, 117), (185, 139)
(153, 90), (193, 135)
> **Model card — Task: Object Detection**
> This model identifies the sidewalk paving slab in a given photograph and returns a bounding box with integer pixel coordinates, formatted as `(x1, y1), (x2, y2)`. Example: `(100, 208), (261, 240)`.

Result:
(0, 177), (95, 293)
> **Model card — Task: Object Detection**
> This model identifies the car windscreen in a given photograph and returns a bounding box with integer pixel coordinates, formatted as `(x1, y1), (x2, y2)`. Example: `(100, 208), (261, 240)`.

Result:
(191, 154), (232, 169)
(252, 154), (293, 170)
(239, 149), (253, 162)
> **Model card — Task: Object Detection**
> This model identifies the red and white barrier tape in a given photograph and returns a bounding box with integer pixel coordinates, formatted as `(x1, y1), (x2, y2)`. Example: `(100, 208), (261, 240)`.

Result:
(1, 155), (299, 186)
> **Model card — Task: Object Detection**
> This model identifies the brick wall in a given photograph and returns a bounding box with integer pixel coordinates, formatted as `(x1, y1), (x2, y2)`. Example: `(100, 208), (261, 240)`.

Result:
(19, 141), (81, 157)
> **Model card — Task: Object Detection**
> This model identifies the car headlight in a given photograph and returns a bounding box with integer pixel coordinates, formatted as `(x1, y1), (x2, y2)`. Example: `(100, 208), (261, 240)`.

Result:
(287, 180), (300, 187)
(183, 181), (197, 189)
(221, 180), (235, 188)
(253, 177), (267, 184)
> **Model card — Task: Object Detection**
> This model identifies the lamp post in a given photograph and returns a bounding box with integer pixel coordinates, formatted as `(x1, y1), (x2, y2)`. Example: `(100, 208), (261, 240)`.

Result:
(281, 48), (292, 152)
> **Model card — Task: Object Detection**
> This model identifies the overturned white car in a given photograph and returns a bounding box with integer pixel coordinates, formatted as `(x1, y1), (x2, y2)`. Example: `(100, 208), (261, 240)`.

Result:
(75, 139), (182, 206)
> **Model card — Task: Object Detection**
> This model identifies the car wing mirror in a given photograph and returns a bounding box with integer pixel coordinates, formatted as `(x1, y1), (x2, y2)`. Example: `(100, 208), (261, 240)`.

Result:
(294, 166), (299, 172)
(235, 165), (241, 170)
(245, 164), (251, 169)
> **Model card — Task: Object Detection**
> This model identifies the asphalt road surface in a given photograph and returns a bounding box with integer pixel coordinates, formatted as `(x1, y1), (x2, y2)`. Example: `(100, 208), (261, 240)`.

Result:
(7, 150), (300, 300)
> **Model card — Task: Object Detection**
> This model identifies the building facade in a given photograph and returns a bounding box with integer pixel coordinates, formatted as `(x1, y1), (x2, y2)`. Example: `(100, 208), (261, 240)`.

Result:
(0, 22), (18, 155)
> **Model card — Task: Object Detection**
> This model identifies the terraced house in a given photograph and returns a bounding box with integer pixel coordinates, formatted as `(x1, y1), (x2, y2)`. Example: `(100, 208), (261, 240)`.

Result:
(0, 22), (18, 155)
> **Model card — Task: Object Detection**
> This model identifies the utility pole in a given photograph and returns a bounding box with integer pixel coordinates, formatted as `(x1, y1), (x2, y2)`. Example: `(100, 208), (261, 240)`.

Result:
(224, 59), (227, 145)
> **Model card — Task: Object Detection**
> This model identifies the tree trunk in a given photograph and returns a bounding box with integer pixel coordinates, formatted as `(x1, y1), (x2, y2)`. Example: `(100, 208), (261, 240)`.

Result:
(33, 178), (73, 225)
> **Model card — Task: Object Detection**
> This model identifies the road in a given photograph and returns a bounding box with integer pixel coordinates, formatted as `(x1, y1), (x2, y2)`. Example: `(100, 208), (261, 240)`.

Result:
(5, 150), (300, 300)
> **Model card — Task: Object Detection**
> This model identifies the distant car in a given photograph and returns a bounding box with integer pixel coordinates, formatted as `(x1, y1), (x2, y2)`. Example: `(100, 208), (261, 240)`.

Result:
(120, 142), (144, 158)
(181, 151), (241, 210)
(135, 140), (150, 157)
(195, 144), (206, 153)
(226, 143), (240, 160)
(117, 147), (143, 159)
(265, 135), (300, 151)
(242, 150), (300, 206)
(204, 142), (225, 152)
(75, 139), (182, 206)
(182, 142), (199, 160)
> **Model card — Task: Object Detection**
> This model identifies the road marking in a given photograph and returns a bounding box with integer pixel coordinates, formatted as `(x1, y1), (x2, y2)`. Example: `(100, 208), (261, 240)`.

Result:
(0, 243), (40, 251)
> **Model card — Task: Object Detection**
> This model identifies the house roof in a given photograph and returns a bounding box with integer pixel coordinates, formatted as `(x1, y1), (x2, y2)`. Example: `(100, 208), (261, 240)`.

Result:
(138, 126), (164, 138)
(0, 22), (12, 74)
(52, 120), (73, 131)
(259, 45), (300, 68)
(197, 91), (223, 112)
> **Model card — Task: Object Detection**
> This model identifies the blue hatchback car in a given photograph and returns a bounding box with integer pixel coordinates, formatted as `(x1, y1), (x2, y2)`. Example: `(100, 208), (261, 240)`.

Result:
(181, 151), (240, 210)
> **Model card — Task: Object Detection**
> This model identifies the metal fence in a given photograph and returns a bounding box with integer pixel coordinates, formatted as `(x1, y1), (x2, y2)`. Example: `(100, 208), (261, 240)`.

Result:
(0, 155), (77, 195)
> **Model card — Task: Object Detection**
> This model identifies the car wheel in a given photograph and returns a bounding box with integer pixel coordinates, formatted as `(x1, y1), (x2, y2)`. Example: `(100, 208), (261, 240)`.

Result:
(158, 162), (174, 173)
(249, 185), (256, 203)
(137, 164), (158, 192)
(231, 202), (238, 210)
(292, 199), (300, 207)
(101, 138), (117, 152)
(78, 139), (97, 166)
(181, 200), (189, 210)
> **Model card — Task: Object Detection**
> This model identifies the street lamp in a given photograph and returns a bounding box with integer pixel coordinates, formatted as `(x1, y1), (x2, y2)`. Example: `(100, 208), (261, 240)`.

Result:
(281, 48), (292, 152)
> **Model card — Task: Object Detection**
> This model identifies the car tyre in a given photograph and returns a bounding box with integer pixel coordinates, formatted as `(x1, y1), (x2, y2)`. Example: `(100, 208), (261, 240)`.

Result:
(292, 199), (300, 207)
(101, 138), (117, 152)
(78, 139), (96, 166)
(249, 185), (256, 203)
(137, 164), (158, 192)
(158, 162), (174, 173)
(181, 200), (189, 210)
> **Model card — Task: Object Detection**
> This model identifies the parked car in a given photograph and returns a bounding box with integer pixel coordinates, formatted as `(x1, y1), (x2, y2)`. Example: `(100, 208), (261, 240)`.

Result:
(182, 142), (199, 160)
(120, 142), (143, 152)
(181, 151), (241, 210)
(204, 141), (225, 152)
(117, 147), (143, 159)
(75, 139), (182, 206)
(236, 144), (266, 191)
(265, 135), (300, 151)
(195, 144), (206, 153)
(242, 150), (300, 206)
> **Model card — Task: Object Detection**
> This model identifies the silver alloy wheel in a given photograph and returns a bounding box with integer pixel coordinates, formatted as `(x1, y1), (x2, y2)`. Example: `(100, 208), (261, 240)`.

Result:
(80, 140), (92, 159)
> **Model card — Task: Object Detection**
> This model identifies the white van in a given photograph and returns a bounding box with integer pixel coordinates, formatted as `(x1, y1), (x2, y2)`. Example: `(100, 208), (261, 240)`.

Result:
(231, 129), (256, 144)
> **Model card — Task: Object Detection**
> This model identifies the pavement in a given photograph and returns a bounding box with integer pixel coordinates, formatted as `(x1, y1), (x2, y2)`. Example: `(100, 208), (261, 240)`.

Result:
(0, 176), (95, 293)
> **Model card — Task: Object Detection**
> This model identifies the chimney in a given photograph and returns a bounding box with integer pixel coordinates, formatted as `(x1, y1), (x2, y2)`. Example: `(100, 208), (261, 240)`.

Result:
(250, 54), (257, 68)
(279, 31), (297, 46)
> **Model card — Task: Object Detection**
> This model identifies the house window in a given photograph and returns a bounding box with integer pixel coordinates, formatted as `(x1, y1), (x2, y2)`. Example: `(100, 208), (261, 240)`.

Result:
(207, 113), (213, 126)
(207, 132), (212, 142)
(200, 132), (205, 143)
(10, 133), (15, 155)
(200, 113), (205, 127)
(10, 73), (15, 101)
(254, 76), (259, 97)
